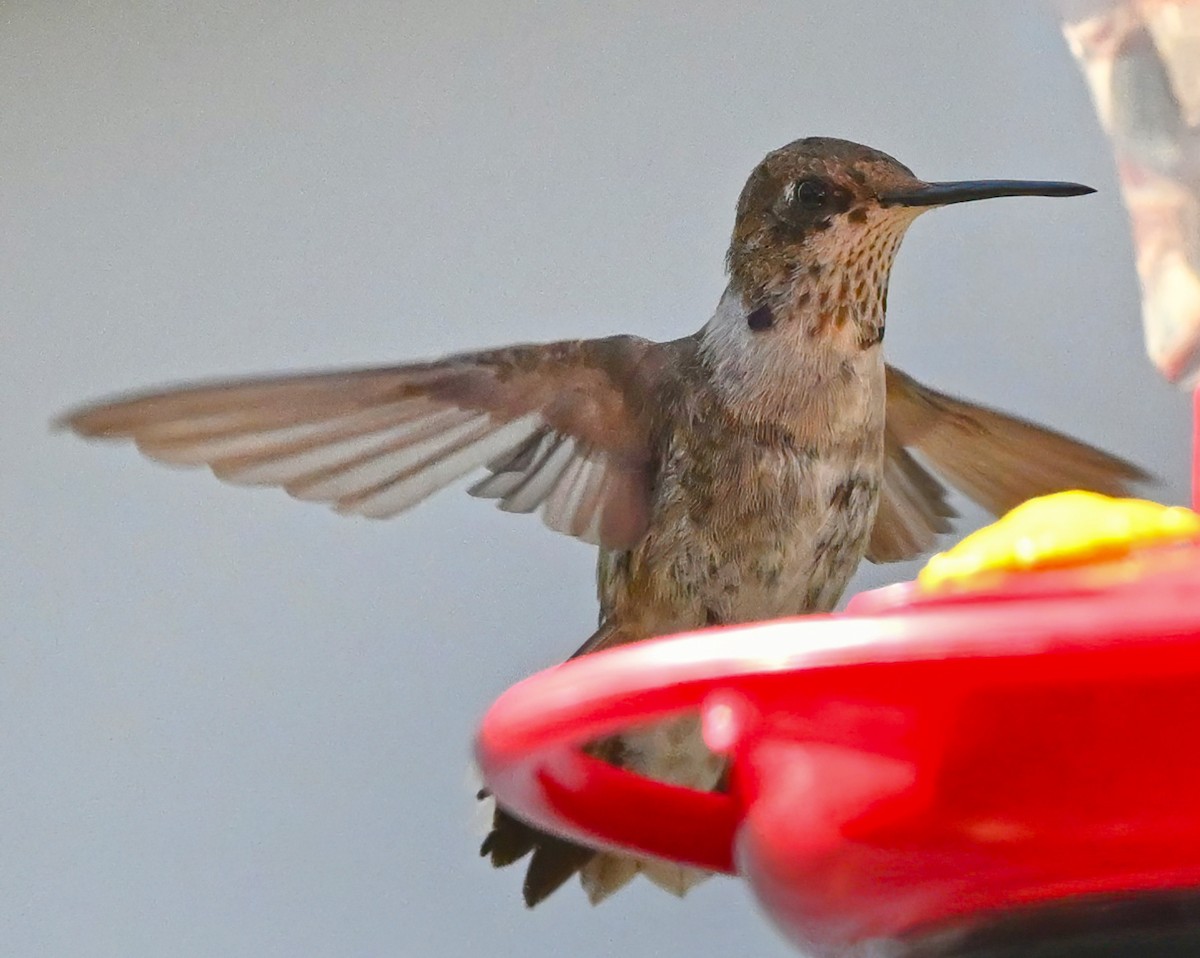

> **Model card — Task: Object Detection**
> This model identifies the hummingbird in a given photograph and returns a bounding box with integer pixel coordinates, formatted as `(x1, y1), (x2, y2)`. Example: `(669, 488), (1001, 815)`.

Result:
(60, 137), (1147, 908)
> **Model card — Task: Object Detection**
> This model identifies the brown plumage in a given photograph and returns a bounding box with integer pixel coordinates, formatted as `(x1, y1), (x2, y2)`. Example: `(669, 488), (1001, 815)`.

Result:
(59, 137), (1149, 907)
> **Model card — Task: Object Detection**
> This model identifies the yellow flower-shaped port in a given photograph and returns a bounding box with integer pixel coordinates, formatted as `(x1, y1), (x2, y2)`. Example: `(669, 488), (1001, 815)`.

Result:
(919, 491), (1200, 591)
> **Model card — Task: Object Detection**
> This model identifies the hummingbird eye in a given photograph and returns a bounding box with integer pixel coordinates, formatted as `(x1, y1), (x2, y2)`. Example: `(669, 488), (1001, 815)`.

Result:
(792, 178), (829, 209)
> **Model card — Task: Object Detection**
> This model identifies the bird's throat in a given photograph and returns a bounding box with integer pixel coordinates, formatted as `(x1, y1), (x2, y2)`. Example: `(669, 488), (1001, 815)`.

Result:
(698, 285), (887, 445)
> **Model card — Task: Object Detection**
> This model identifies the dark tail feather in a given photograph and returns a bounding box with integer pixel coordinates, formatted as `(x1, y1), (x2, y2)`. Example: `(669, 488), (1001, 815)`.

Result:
(479, 805), (537, 866)
(481, 806), (597, 907)
(479, 621), (626, 906)
(523, 834), (597, 907)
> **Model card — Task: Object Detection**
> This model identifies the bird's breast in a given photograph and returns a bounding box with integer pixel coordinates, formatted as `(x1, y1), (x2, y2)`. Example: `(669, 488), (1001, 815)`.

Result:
(602, 420), (884, 636)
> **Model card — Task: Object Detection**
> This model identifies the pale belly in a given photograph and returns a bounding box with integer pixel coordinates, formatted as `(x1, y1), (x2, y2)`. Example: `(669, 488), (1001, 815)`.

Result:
(697, 459), (879, 622)
(601, 450), (883, 637)
(596, 446), (883, 793)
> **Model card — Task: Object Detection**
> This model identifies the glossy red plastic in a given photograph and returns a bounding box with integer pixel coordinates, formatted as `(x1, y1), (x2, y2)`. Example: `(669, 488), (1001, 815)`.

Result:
(474, 392), (1200, 956)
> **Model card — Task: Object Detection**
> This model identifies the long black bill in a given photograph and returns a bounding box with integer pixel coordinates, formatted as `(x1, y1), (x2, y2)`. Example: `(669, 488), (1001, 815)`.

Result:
(880, 179), (1095, 208)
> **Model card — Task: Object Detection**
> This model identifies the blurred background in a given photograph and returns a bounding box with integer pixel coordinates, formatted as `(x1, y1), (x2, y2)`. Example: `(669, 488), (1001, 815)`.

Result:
(3, 2), (1192, 956)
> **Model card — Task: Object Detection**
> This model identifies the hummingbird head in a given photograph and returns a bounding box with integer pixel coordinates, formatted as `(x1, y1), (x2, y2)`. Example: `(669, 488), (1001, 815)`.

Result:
(724, 137), (1094, 337)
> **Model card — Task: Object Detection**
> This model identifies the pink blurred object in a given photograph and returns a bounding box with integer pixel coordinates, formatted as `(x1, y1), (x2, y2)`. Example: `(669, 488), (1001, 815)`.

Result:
(1058, 0), (1200, 384)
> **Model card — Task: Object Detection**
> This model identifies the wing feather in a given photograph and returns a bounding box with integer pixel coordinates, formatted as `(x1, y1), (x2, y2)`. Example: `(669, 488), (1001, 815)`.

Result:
(866, 433), (957, 563)
(870, 365), (1151, 563)
(336, 414), (543, 518)
(61, 336), (666, 550)
(496, 435), (577, 515)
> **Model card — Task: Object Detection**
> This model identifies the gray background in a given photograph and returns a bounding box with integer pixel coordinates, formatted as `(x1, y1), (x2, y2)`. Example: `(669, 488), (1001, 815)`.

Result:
(4, 2), (1192, 957)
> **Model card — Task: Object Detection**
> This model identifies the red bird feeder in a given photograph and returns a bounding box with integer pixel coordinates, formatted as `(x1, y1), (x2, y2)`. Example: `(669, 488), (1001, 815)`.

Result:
(475, 393), (1200, 957)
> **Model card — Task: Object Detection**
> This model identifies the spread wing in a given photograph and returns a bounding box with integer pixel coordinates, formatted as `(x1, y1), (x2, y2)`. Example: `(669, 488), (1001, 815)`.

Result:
(60, 335), (665, 550)
(867, 429), (959, 563)
(868, 365), (1152, 563)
